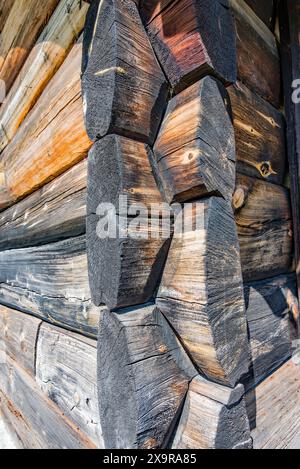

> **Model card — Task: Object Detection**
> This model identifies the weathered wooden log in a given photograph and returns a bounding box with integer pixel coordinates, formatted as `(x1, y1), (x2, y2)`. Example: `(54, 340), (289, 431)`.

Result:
(98, 304), (196, 449)
(247, 360), (300, 449)
(87, 135), (171, 310)
(81, 0), (168, 145)
(231, 0), (280, 107)
(0, 236), (100, 337)
(0, 0), (89, 155)
(0, 0), (59, 95)
(0, 0), (15, 34)
(244, 274), (299, 390)
(244, 0), (276, 29)
(152, 77), (236, 204)
(0, 160), (86, 251)
(141, 0), (237, 92)
(157, 197), (250, 387)
(0, 356), (96, 449)
(0, 305), (42, 376)
(172, 376), (252, 449)
(0, 39), (91, 211)
(234, 174), (294, 283)
(228, 82), (286, 184)
(279, 0), (300, 299)
(36, 323), (103, 448)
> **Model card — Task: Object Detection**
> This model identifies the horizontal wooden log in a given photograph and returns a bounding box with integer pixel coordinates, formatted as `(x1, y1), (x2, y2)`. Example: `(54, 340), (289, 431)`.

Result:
(228, 82), (286, 184)
(247, 360), (300, 449)
(98, 304), (196, 449)
(81, 0), (167, 145)
(157, 197), (250, 387)
(0, 0), (15, 33)
(0, 39), (91, 211)
(87, 135), (171, 309)
(141, 0), (237, 92)
(153, 77), (236, 203)
(244, 0), (276, 29)
(0, 159), (86, 250)
(0, 356), (96, 449)
(0, 0), (89, 155)
(234, 174), (294, 282)
(244, 274), (299, 390)
(36, 323), (103, 448)
(172, 376), (252, 449)
(0, 305), (42, 376)
(0, 0), (59, 95)
(0, 236), (100, 337)
(231, 0), (280, 107)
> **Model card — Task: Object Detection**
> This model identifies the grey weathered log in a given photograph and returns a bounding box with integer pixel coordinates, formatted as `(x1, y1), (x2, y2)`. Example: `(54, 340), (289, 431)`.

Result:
(0, 160), (87, 251)
(0, 305), (42, 376)
(244, 274), (299, 391)
(87, 135), (171, 310)
(0, 356), (96, 449)
(234, 174), (294, 283)
(152, 77), (236, 204)
(141, 0), (237, 92)
(172, 376), (252, 449)
(36, 323), (103, 448)
(0, 235), (100, 337)
(98, 304), (196, 449)
(157, 197), (250, 387)
(82, 0), (168, 145)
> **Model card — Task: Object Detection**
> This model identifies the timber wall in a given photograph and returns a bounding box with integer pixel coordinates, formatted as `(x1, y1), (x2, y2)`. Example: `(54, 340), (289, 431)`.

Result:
(0, 0), (298, 449)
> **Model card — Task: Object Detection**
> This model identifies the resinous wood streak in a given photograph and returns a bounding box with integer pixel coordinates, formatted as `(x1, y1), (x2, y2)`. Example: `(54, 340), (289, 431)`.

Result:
(141, 0), (237, 92)
(81, 0), (168, 145)
(157, 197), (250, 388)
(153, 77), (236, 203)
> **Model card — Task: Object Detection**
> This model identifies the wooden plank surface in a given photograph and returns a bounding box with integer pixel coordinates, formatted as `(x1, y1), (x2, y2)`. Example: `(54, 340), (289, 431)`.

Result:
(153, 77), (236, 203)
(0, 356), (96, 449)
(157, 197), (250, 387)
(0, 236), (100, 337)
(228, 82), (286, 184)
(0, 305), (42, 376)
(231, 0), (280, 107)
(82, 0), (168, 145)
(279, 0), (300, 298)
(234, 174), (294, 282)
(0, 0), (59, 95)
(0, 0), (88, 155)
(36, 323), (103, 448)
(245, 0), (276, 29)
(0, 39), (91, 211)
(141, 0), (237, 92)
(0, 160), (86, 250)
(0, 0), (15, 34)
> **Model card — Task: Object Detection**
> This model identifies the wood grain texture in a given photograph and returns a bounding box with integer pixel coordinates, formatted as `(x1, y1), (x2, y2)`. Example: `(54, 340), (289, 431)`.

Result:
(0, 236), (100, 337)
(36, 323), (103, 448)
(244, 0), (276, 29)
(247, 360), (300, 449)
(0, 356), (96, 449)
(87, 135), (171, 310)
(234, 174), (294, 283)
(153, 77), (236, 203)
(0, 0), (88, 155)
(0, 305), (42, 376)
(228, 82), (286, 184)
(0, 160), (86, 251)
(279, 0), (300, 299)
(231, 0), (280, 107)
(244, 274), (299, 391)
(141, 0), (237, 92)
(98, 304), (195, 449)
(0, 0), (15, 34)
(81, 0), (167, 145)
(157, 197), (250, 387)
(172, 376), (252, 449)
(0, 40), (91, 211)
(0, 0), (59, 95)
